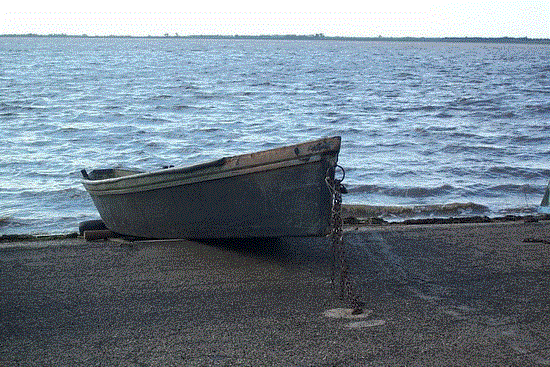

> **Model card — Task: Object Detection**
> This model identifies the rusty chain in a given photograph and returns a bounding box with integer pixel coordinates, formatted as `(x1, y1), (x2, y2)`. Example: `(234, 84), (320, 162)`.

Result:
(326, 165), (364, 312)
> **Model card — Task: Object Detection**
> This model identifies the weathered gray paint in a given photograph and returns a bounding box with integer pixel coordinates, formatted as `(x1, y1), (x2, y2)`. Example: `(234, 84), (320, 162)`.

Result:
(82, 137), (340, 239)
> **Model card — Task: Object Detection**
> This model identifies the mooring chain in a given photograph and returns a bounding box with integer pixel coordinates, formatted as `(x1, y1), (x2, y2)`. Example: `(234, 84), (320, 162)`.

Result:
(325, 165), (363, 311)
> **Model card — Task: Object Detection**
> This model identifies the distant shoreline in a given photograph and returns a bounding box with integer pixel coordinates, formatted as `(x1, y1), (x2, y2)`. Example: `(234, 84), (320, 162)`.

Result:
(2, 33), (549, 44)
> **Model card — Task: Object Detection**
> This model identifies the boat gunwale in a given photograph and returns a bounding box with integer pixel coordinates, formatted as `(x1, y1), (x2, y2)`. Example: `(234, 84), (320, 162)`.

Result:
(82, 136), (341, 195)
(84, 154), (329, 196)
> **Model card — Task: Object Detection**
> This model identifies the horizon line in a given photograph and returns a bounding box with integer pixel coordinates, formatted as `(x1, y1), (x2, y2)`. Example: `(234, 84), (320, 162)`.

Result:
(1, 33), (549, 44)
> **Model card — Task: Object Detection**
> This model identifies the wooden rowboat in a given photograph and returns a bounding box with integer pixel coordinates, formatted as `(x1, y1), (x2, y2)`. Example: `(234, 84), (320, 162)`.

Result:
(81, 136), (341, 239)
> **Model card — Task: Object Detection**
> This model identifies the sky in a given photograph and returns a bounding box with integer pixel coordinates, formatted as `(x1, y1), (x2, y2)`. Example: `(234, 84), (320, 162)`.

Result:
(1, 1), (549, 38)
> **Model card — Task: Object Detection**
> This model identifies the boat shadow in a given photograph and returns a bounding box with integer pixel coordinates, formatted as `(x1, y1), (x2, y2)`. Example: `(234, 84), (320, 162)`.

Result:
(195, 236), (334, 269)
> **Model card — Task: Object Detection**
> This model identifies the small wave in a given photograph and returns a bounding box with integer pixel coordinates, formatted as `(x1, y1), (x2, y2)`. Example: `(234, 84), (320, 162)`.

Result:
(526, 103), (550, 114)
(448, 132), (482, 139)
(337, 127), (367, 135)
(0, 215), (12, 227)
(192, 127), (221, 133)
(374, 141), (413, 148)
(329, 79), (353, 86)
(435, 111), (453, 118)
(442, 144), (505, 154)
(510, 135), (547, 144)
(495, 206), (539, 215)
(523, 88), (550, 95)
(484, 183), (544, 195)
(0, 103), (15, 111)
(348, 184), (455, 198)
(389, 185), (456, 198)
(495, 111), (516, 119)
(194, 93), (224, 100)
(347, 184), (379, 194)
(342, 202), (489, 219)
(426, 125), (457, 132)
(0, 215), (27, 230)
(0, 102), (47, 112)
(19, 187), (88, 199)
(172, 104), (196, 111)
(394, 72), (416, 79)
(384, 117), (399, 122)
(56, 122), (84, 132)
(483, 166), (550, 180)
(413, 127), (430, 136)
(399, 105), (440, 112)
(178, 83), (199, 90)
(250, 81), (278, 87)
(135, 116), (172, 125)
(148, 94), (173, 101)
(449, 97), (497, 108)
(306, 68), (322, 74)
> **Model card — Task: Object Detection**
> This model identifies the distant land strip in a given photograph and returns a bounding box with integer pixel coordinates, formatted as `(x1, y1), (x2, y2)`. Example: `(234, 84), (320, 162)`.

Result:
(1, 33), (550, 44)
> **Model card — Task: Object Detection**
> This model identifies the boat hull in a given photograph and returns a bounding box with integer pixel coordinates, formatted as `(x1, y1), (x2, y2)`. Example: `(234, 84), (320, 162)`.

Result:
(82, 137), (340, 239)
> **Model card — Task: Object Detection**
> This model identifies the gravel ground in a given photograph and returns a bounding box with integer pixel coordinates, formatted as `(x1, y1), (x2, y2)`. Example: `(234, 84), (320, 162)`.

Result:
(1, 220), (549, 366)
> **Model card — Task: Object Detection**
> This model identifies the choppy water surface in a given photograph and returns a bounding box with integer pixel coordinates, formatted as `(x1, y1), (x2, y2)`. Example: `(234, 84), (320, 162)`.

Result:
(1, 37), (549, 234)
